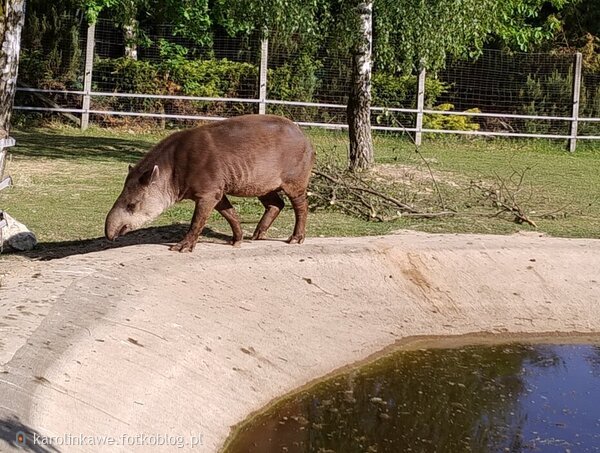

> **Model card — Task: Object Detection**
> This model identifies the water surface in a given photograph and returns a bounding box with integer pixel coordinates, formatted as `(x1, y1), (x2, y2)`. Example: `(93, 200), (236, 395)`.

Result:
(225, 342), (600, 452)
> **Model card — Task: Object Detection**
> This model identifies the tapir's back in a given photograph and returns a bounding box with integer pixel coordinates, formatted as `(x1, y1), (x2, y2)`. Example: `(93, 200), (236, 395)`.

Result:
(174, 115), (314, 197)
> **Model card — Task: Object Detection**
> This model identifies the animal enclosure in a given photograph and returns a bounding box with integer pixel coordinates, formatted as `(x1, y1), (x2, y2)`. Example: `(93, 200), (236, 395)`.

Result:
(13, 13), (600, 150)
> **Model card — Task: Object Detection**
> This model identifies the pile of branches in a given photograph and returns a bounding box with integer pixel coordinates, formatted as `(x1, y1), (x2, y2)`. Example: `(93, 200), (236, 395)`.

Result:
(308, 163), (454, 221)
(469, 167), (538, 227)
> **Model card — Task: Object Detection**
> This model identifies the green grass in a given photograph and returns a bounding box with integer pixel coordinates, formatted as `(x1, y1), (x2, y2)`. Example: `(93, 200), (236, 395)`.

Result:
(1, 125), (599, 248)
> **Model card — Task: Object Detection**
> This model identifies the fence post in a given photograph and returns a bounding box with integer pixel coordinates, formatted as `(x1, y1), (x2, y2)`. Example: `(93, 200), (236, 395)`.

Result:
(258, 37), (268, 115)
(414, 66), (426, 145)
(81, 22), (96, 130)
(568, 52), (583, 152)
(0, 137), (16, 237)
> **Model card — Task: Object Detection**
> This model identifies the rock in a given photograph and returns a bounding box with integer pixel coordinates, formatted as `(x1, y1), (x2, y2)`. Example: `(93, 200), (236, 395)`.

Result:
(0, 212), (37, 251)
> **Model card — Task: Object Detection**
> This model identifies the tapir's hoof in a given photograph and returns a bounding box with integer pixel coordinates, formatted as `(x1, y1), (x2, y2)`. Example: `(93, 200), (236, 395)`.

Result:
(286, 235), (305, 244)
(251, 231), (267, 240)
(231, 239), (242, 248)
(169, 238), (196, 252)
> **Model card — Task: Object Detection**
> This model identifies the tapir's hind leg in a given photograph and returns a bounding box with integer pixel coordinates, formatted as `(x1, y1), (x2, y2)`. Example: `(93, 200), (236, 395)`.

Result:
(283, 188), (308, 244)
(252, 191), (285, 240)
(216, 195), (243, 247)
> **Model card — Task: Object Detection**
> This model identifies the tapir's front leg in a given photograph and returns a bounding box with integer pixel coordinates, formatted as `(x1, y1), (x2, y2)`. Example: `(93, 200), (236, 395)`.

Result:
(170, 195), (219, 252)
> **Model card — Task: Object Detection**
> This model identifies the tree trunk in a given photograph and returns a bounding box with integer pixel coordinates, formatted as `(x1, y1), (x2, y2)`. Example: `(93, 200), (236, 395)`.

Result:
(347, 0), (373, 171)
(0, 0), (25, 181)
(124, 18), (138, 60)
(0, 0), (26, 138)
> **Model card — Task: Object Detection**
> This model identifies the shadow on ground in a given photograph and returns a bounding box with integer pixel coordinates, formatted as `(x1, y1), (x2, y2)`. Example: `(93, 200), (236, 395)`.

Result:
(0, 416), (61, 452)
(11, 224), (236, 260)
(11, 129), (153, 162)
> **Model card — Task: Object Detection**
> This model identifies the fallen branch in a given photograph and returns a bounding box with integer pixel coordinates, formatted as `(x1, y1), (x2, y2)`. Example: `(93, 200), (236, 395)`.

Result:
(310, 165), (454, 221)
(470, 168), (538, 227)
(312, 169), (419, 213)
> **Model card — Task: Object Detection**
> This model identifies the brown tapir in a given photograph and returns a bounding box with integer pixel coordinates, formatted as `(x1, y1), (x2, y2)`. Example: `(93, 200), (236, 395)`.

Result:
(105, 114), (315, 252)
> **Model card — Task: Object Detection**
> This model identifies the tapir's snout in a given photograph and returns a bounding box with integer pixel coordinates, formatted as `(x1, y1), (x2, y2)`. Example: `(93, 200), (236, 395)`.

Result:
(105, 207), (129, 241)
(105, 220), (119, 241)
(105, 224), (129, 241)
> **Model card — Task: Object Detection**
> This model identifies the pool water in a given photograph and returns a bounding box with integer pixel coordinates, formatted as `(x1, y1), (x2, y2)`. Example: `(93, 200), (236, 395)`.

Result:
(224, 342), (600, 453)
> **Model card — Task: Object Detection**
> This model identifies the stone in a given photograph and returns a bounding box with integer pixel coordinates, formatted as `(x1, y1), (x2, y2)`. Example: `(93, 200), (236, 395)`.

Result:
(0, 211), (37, 251)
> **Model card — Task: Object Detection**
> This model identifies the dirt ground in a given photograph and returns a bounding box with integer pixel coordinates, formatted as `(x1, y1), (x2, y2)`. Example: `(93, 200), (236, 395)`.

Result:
(1, 231), (599, 452)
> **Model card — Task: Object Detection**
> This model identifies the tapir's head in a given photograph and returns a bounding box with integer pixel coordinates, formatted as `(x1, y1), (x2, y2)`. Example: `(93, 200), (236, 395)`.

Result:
(105, 164), (172, 241)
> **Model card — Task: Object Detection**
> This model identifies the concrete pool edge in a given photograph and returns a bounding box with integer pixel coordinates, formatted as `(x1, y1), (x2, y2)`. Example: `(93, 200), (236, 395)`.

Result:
(0, 232), (599, 452)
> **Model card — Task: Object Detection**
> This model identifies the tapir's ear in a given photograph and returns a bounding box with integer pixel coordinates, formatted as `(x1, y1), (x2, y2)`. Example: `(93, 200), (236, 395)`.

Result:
(128, 164), (133, 173)
(151, 165), (159, 183)
(139, 165), (160, 186)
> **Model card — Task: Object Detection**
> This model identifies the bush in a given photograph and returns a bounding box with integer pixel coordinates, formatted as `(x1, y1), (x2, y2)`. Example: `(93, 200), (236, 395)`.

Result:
(164, 58), (257, 98)
(423, 103), (480, 131)
(91, 57), (258, 123)
(19, 4), (83, 90)
(268, 54), (322, 102)
(373, 74), (448, 108)
(95, 58), (162, 94)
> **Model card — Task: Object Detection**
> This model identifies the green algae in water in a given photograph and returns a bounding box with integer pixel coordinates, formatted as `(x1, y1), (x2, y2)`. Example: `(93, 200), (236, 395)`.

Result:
(224, 343), (600, 453)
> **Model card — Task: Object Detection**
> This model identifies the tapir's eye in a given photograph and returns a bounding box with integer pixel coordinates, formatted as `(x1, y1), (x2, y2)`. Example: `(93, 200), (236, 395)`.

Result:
(126, 202), (137, 212)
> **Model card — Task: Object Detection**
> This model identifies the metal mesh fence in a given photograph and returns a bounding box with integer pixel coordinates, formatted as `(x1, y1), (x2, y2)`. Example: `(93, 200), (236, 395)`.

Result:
(436, 50), (576, 136)
(581, 71), (600, 137)
(90, 19), (260, 127)
(14, 11), (87, 113)
(12, 13), (600, 145)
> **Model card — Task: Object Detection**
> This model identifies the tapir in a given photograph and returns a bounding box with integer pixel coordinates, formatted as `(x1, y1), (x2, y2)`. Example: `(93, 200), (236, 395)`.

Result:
(105, 114), (315, 252)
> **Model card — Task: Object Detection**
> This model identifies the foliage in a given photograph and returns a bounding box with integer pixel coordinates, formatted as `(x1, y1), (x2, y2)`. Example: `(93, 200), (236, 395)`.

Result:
(20, 2), (83, 89)
(374, 0), (496, 73)
(216, 0), (328, 42)
(150, 0), (212, 46)
(372, 74), (448, 108)
(95, 58), (162, 94)
(373, 0), (573, 73)
(78, 0), (121, 24)
(493, 0), (570, 51)
(164, 58), (257, 97)
(268, 54), (322, 102)
(94, 56), (257, 97)
(423, 104), (481, 131)
(91, 57), (256, 120)
(519, 69), (572, 133)
(548, 0), (600, 48)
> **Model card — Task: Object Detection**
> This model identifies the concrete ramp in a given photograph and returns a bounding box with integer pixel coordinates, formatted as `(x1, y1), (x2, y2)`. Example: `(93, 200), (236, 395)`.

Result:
(1, 232), (599, 452)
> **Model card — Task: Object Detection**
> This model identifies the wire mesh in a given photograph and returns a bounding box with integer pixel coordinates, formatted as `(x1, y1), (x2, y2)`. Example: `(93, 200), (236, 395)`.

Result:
(436, 50), (576, 136)
(90, 18), (260, 127)
(12, 13), (600, 143)
(580, 71), (600, 137)
(14, 11), (87, 117)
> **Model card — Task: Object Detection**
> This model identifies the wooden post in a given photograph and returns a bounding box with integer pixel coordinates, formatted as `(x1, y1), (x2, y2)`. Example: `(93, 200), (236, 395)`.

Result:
(568, 52), (583, 153)
(0, 137), (15, 179)
(81, 22), (96, 130)
(414, 66), (426, 146)
(258, 37), (268, 115)
(0, 138), (16, 235)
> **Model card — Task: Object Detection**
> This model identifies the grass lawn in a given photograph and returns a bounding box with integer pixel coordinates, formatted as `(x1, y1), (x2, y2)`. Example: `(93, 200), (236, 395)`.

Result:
(1, 124), (599, 249)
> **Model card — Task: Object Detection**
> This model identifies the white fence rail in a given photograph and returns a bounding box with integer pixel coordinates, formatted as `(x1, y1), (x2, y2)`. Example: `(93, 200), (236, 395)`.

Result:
(14, 18), (600, 150)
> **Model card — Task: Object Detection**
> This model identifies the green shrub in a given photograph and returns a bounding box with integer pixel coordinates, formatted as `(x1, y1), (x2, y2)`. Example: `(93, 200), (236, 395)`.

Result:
(19, 5), (83, 89)
(163, 58), (257, 98)
(95, 58), (162, 94)
(268, 54), (323, 102)
(373, 74), (448, 108)
(423, 103), (480, 131)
